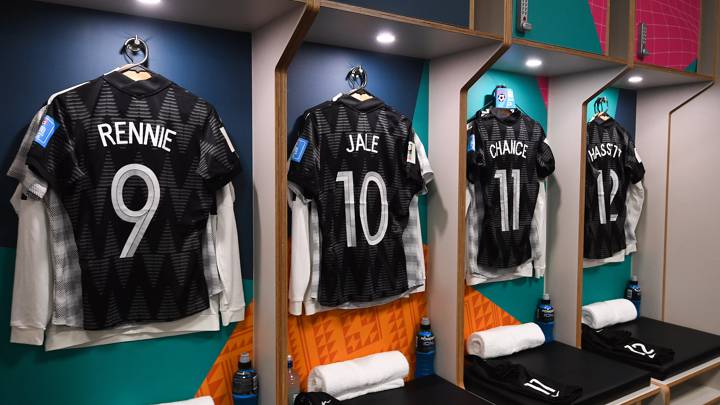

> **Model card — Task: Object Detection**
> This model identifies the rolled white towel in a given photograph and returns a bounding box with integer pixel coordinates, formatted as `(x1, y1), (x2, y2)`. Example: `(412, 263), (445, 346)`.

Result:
(582, 298), (637, 329)
(155, 396), (214, 405)
(307, 351), (409, 401)
(466, 323), (545, 359)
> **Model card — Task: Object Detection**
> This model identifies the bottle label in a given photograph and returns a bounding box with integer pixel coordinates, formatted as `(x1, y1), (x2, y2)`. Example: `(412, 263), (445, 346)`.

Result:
(537, 305), (554, 323)
(416, 331), (435, 353)
(626, 285), (642, 301)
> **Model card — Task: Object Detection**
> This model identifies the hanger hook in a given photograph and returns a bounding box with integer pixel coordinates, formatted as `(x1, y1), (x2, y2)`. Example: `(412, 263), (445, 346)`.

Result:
(346, 65), (367, 90)
(121, 35), (149, 67)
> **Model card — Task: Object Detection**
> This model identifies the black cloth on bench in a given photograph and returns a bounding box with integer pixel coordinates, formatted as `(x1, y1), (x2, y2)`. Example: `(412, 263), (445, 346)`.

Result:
(342, 375), (492, 405)
(464, 341), (651, 404)
(591, 317), (720, 380)
(465, 355), (582, 404)
(582, 324), (674, 365)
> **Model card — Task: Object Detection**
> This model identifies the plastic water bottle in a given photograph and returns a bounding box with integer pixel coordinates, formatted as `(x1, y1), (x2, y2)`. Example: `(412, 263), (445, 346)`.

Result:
(287, 355), (300, 405)
(232, 352), (258, 405)
(535, 293), (554, 343)
(625, 275), (641, 317)
(415, 317), (436, 378)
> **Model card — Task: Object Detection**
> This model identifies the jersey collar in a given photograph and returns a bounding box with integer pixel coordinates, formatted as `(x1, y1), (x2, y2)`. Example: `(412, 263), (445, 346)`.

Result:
(592, 115), (616, 127)
(335, 93), (385, 112)
(103, 70), (172, 98)
(476, 107), (523, 126)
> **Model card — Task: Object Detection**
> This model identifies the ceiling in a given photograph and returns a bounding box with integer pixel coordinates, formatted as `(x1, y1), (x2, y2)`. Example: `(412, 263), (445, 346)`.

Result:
(37, 0), (301, 31)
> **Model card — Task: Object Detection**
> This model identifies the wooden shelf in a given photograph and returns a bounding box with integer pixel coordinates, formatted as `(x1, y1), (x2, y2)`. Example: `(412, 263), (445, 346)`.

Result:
(303, 1), (502, 59)
(605, 384), (661, 405)
(38, 0), (301, 31)
(670, 383), (720, 404)
(491, 40), (626, 77)
(613, 63), (715, 90)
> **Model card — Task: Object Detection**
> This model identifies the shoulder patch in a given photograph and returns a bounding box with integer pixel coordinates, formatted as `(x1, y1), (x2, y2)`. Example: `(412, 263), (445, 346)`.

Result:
(291, 138), (309, 163)
(34, 115), (58, 148)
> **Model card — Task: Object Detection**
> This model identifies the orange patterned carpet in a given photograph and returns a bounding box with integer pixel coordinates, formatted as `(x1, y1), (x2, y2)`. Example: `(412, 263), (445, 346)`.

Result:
(287, 246), (430, 390)
(195, 249), (520, 404)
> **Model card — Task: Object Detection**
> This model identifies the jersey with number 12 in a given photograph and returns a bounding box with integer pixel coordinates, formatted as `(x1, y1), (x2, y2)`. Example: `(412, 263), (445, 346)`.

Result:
(27, 71), (241, 330)
(584, 117), (644, 259)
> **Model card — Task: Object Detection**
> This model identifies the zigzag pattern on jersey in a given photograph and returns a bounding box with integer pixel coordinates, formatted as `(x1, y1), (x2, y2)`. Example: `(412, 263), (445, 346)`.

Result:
(307, 102), (415, 307)
(473, 112), (547, 268)
(584, 120), (643, 259)
(288, 245), (429, 391)
(463, 286), (520, 343)
(195, 303), (255, 405)
(55, 81), (220, 329)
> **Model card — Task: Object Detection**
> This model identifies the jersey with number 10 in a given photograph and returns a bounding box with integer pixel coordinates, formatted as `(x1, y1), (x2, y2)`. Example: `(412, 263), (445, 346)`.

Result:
(27, 71), (241, 329)
(288, 95), (424, 307)
(584, 118), (645, 259)
(467, 109), (555, 269)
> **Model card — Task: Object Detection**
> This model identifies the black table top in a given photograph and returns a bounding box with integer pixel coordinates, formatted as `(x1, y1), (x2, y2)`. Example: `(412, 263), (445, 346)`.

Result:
(465, 341), (652, 405)
(342, 375), (492, 405)
(595, 317), (720, 380)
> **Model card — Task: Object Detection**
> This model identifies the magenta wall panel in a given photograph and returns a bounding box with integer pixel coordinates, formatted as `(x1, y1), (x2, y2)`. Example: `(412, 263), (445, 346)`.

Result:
(635, 0), (701, 71)
(589, 0), (609, 53)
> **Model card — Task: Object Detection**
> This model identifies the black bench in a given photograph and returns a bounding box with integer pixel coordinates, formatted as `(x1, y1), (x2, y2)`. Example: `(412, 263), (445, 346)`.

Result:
(584, 317), (720, 380)
(342, 375), (491, 404)
(464, 341), (652, 404)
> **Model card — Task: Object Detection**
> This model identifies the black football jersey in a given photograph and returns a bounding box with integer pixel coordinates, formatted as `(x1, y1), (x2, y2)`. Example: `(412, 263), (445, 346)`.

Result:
(584, 117), (645, 259)
(467, 108), (555, 269)
(27, 71), (241, 329)
(288, 94), (424, 307)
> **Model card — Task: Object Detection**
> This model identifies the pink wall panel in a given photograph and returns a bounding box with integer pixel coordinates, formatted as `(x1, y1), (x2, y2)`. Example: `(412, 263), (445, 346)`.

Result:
(635, 0), (701, 70)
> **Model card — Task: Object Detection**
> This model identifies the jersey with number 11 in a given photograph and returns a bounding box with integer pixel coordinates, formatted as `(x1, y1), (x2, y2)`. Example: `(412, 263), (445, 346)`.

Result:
(288, 95), (424, 307)
(467, 108), (555, 269)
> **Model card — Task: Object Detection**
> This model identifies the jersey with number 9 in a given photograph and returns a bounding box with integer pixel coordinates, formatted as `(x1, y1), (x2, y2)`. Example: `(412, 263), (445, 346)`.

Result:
(27, 71), (242, 329)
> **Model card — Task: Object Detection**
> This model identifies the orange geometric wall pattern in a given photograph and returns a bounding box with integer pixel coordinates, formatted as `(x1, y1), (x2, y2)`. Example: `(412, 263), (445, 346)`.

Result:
(463, 286), (520, 343)
(287, 246), (430, 390)
(196, 303), (254, 405)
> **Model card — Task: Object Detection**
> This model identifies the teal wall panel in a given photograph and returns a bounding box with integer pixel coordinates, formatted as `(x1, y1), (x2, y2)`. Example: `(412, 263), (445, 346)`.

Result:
(0, 247), (235, 405)
(513, 0), (603, 55)
(583, 258), (632, 305)
(475, 278), (545, 323)
(467, 69), (548, 323)
(414, 63), (430, 243)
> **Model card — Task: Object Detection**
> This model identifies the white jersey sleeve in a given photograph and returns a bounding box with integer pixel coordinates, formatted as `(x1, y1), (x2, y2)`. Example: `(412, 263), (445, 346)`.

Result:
(10, 184), (52, 345)
(531, 180), (548, 277)
(289, 196), (312, 315)
(215, 183), (245, 325)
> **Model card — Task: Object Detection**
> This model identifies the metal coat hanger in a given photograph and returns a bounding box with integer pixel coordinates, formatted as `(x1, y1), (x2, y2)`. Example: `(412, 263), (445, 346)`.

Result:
(591, 96), (611, 122)
(345, 65), (374, 101)
(114, 35), (152, 80)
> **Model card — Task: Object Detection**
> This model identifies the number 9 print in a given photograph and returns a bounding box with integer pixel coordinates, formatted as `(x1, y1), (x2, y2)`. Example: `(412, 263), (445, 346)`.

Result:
(111, 164), (161, 258)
